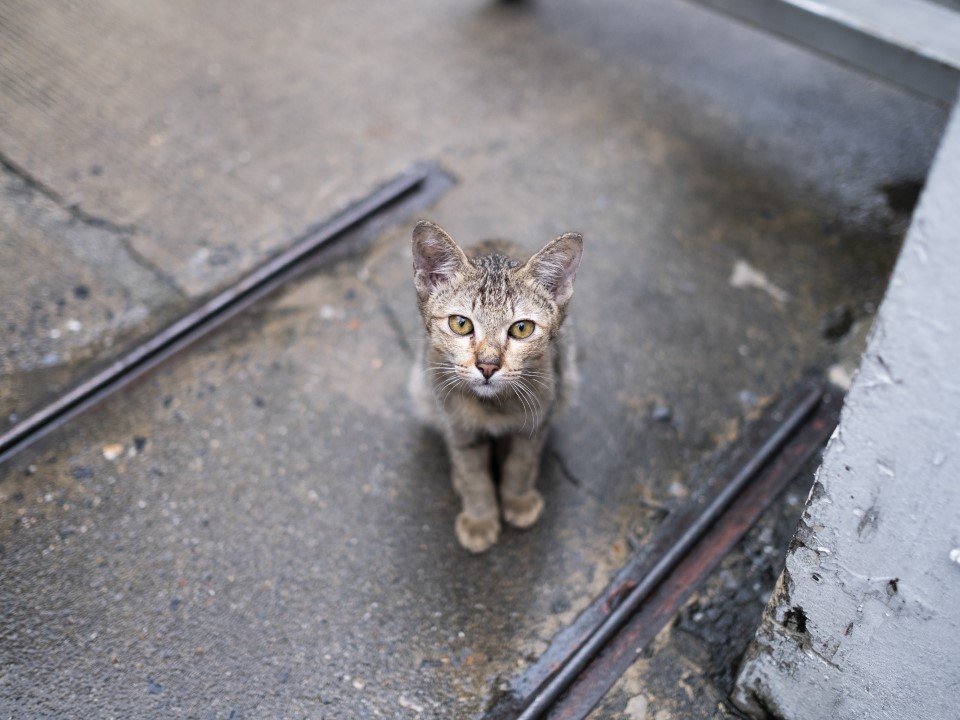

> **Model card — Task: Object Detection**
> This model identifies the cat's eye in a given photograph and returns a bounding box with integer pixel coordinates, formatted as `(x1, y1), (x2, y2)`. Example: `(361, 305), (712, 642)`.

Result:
(448, 315), (474, 336)
(509, 320), (535, 339)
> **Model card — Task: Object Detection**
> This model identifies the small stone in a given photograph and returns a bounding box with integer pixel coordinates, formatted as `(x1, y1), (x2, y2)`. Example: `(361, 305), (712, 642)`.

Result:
(651, 402), (671, 423)
(102, 444), (124, 461)
(738, 389), (758, 408)
(819, 305), (854, 341)
(828, 364), (853, 391)
(625, 694), (649, 719)
(146, 677), (163, 694)
(399, 695), (425, 713)
(950, 548), (960, 564)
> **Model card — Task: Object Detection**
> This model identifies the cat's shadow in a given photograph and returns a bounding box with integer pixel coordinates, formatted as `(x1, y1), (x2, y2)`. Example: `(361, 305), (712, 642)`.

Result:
(407, 425), (568, 529)
(390, 426), (591, 691)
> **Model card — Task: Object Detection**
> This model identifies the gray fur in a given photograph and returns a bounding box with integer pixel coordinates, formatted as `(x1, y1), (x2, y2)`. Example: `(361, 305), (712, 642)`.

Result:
(409, 220), (582, 553)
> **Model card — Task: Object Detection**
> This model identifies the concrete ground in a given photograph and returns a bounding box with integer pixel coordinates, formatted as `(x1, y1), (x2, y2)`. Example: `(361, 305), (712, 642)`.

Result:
(0, 1), (948, 718)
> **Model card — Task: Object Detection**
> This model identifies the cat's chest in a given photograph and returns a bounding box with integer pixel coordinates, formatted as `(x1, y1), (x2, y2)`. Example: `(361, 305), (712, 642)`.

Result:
(447, 391), (545, 436)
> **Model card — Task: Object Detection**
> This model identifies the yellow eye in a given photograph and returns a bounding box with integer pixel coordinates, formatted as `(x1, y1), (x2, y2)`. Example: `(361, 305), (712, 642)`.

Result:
(509, 320), (535, 339)
(448, 315), (474, 335)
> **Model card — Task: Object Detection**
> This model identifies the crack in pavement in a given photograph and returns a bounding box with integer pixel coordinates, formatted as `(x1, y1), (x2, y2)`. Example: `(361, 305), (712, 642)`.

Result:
(0, 150), (187, 300)
(549, 447), (584, 489)
(115, 235), (188, 302)
(365, 276), (415, 360)
(1, 150), (137, 236)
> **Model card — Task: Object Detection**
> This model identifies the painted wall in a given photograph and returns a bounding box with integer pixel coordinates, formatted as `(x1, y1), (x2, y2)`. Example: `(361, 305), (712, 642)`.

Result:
(732, 100), (960, 719)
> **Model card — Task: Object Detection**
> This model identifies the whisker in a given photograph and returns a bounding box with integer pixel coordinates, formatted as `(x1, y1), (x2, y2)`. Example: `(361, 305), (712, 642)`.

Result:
(522, 374), (551, 390)
(517, 379), (544, 416)
(509, 379), (533, 429)
(423, 362), (456, 374)
(433, 368), (462, 405)
(518, 378), (545, 418)
(435, 373), (463, 404)
(511, 385), (533, 432)
(512, 379), (542, 435)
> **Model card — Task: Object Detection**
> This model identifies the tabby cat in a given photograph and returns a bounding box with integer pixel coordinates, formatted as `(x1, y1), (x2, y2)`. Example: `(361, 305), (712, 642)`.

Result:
(409, 220), (583, 553)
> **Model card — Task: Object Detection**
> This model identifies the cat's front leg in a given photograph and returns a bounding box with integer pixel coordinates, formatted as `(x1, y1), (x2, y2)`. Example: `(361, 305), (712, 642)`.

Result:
(447, 430), (500, 553)
(499, 430), (548, 529)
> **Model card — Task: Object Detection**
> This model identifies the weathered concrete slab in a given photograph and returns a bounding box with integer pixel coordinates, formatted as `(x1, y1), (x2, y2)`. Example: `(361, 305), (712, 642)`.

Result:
(732, 99), (960, 720)
(0, 0), (948, 423)
(0, 161), (182, 428)
(0, 0), (952, 717)
(0, 249), (631, 718)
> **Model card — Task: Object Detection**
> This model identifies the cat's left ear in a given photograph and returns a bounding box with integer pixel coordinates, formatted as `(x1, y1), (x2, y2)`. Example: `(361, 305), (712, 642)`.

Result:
(526, 232), (583, 305)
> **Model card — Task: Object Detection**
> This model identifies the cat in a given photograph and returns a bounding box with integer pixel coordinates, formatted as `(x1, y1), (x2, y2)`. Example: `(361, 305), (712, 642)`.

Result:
(409, 220), (583, 553)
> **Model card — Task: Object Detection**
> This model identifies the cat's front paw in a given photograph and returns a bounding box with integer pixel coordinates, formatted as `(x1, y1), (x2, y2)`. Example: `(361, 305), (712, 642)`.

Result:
(502, 490), (544, 529)
(455, 512), (501, 554)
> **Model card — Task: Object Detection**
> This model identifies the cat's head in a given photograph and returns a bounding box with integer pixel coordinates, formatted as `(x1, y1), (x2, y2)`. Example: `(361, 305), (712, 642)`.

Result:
(411, 220), (582, 400)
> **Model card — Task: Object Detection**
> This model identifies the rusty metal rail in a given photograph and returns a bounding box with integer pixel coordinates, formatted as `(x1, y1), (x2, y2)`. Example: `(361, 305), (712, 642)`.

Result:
(0, 163), (454, 467)
(484, 378), (843, 720)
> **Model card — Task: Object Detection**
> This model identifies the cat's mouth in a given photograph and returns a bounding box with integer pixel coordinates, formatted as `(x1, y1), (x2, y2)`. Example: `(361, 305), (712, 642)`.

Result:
(471, 379), (502, 399)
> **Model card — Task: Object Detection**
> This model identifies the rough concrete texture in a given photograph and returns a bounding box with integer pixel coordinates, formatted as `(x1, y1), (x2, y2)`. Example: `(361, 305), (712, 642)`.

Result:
(732, 102), (960, 720)
(0, 0), (950, 717)
(0, 0), (945, 421)
(0, 160), (184, 425)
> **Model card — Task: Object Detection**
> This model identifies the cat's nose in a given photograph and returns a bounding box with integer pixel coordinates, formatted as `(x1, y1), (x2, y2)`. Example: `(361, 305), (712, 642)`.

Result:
(476, 361), (500, 380)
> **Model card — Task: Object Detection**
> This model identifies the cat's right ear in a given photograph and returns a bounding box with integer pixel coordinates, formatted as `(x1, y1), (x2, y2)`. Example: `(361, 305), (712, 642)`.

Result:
(412, 220), (469, 299)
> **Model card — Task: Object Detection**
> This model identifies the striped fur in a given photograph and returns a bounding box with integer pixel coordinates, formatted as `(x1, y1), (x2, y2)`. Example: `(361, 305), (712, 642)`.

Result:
(409, 220), (582, 552)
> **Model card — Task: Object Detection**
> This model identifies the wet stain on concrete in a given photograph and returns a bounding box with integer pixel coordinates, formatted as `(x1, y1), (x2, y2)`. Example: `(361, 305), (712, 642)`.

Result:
(879, 179), (924, 214)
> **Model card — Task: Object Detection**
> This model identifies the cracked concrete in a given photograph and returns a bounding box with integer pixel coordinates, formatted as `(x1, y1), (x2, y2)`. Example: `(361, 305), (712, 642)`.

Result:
(0, 0), (950, 717)
(0, 151), (187, 299)
(0, 161), (182, 423)
(0, 153), (139, 237)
